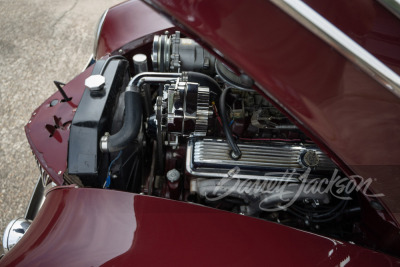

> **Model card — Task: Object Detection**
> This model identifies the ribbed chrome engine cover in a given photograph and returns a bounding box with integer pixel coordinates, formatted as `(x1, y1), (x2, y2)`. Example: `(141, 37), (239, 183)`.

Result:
(186, 138), (336, 181)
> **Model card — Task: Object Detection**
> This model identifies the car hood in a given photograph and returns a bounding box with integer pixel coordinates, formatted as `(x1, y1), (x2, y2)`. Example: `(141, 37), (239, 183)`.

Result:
(145, 0), (400, 223)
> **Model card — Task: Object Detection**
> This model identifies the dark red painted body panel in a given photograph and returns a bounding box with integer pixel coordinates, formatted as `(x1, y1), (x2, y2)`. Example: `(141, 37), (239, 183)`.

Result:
(96, 0), (173, 59)
(147, 0), (400, 222)
(304, 0), (400, 75)
(1, 188), (399, 266)
(25, 67), (92, 185)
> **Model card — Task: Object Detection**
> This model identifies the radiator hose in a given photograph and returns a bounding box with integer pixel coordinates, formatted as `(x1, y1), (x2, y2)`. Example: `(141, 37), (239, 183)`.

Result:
(100, 90), (142, 153)
(100, 72), (180, 153)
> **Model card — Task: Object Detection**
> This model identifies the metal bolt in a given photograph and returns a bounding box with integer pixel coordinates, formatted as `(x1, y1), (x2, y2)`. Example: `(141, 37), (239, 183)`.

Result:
(166, 168), (180, 183)
(230, 150), (241, 160)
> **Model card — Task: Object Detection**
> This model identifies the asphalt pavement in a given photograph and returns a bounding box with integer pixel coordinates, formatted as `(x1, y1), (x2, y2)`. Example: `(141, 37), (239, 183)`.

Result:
(0, 0), (121, 254)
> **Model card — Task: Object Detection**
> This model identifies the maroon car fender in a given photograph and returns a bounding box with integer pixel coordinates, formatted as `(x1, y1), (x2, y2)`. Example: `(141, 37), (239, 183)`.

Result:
(1, 187), (399, 266)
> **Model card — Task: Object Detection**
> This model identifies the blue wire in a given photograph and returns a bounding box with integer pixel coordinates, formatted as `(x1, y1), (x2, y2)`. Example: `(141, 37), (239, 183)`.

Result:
(229, 119), (234, 126)
(104, 151), (122, 189)
(108, 151), (123, 174)
(104, 176), (111, 189)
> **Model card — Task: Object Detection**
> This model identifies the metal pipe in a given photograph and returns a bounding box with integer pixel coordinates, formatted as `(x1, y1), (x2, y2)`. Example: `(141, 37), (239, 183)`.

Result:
(127, 72), (181, 92)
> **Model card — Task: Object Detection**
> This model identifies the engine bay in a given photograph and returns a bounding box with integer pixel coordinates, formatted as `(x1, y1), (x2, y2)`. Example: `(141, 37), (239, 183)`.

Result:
(66, 31), (362, 243)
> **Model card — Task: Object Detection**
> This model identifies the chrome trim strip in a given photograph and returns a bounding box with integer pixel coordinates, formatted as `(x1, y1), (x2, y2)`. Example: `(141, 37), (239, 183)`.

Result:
(24, 176), (47, 221)
(93, 9), (109, 60)
(378, 0), (400, 19)
(270, 0), (400, 98)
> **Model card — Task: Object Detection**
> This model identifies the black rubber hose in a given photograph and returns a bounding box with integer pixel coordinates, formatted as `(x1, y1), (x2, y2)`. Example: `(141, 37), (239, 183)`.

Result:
(219, 88), (241, 159)
(186, 72), (222, 100)
(99, 55), (128, 75)
(310, 201), (349, 223)
(107, 91), (142, 152)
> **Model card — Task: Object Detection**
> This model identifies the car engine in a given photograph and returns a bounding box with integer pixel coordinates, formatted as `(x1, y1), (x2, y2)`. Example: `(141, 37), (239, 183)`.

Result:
(66, 31), (360, 240)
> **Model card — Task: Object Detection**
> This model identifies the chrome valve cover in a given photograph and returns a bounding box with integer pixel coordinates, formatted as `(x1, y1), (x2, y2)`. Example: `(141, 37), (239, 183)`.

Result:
(187, 138), (336, 180)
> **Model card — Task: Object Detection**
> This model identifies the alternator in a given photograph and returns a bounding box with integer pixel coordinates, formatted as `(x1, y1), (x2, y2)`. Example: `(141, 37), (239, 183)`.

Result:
(156, 78), (212, 136)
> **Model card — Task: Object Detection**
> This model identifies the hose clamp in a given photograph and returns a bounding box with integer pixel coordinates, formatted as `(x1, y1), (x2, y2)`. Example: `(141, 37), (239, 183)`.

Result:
(126, 84), (140, 93)
(100, 133), (109, 152)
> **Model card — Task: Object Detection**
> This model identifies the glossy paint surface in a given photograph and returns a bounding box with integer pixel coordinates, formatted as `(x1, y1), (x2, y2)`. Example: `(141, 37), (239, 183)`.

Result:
(147, 0), (400, 223)
(96, 0), (173, 59)
(304, 0), (400, 75)
(25, 67), (93, 185)
(1, 187), (399, 266)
